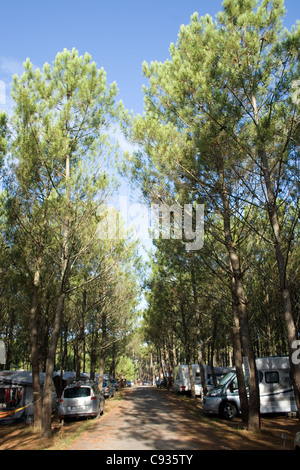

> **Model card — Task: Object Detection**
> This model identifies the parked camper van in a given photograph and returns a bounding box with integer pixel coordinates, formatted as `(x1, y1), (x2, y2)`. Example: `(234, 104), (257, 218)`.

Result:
(173, 364), (202, 396)
(202, 356), (297, 419)
(173, 364), (231, 397)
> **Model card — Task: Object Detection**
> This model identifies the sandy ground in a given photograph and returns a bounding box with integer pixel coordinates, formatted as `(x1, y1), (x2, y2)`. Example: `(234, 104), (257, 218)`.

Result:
(0, 386), (299, 451)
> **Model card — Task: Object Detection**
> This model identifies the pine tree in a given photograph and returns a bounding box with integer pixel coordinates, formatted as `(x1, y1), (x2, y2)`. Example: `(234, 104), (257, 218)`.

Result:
(9, 48), (121, 436)
(124, 0), (300, 427)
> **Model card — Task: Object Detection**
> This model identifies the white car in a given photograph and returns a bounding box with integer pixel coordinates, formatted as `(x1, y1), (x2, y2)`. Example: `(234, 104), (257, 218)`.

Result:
(58, 381), (105, 421)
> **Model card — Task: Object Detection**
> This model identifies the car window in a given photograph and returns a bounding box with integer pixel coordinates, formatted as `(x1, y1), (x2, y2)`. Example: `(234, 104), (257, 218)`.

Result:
(64, 387), (91, 398)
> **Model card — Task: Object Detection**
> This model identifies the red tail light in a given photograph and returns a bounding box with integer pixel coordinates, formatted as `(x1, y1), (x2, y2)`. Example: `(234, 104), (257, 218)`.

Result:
(91, 396), (97, 400)
(60, 399), (64, 402)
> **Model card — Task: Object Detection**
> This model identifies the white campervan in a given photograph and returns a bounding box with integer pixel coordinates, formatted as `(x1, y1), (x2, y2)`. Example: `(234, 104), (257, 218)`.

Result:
(173, 364), (202, 396)
(256, 356), (297, 414)
(203, 356), (298, 419)
(173, 364), (230, 397)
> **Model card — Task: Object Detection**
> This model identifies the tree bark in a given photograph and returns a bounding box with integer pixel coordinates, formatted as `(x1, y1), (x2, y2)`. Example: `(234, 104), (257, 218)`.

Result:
(98, 288), (107, 392)
(232, 303), (249, 425)
(180, 293), (196, 397)
(30, 212), (48, 431)
(260, 152), (300, 413)
(41, 148), (70, 438)
(190, 256), (207, 397)
(219, 166), (260, 430)
(252, 94), (300, 416)
(187, 361), (196, 398)
(30, 263), (42, 431)
(76, 288), (86, 380)
(42, 291), (65, 438)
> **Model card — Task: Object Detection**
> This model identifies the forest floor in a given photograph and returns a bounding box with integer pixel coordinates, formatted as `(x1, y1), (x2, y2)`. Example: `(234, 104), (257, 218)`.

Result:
(0, 386), (299, 451)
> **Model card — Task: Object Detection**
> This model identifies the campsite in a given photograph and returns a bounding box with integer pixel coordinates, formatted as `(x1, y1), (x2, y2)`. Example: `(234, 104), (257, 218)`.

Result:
(1, 384), (300, 451)
(0, 0), (300, 449)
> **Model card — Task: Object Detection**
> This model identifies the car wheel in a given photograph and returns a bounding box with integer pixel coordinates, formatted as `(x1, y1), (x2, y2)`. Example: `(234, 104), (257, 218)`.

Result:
(219, 401), (237, 420)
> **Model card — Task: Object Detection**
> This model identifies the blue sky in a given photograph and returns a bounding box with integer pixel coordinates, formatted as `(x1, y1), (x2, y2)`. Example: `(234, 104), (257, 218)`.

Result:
(1, 0), (299, 257)
(1, 0), (299, 116)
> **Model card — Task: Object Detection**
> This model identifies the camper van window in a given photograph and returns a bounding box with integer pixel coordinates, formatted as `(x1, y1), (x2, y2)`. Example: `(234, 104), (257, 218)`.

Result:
(265, 371), (279, 384)
(258, 371), (264, 383)
(195, 372), (201, 379)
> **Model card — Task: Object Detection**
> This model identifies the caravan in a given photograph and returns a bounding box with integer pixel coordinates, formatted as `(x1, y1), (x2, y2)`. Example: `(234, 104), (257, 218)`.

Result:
(202, 356), (298, 419)
(173, 364), (202, 396)
(173, 364), (231, 397)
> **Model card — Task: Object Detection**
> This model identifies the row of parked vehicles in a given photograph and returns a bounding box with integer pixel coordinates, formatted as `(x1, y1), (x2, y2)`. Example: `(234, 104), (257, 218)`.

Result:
(58, 377), (118, 421)
(173, 356), (298, 420)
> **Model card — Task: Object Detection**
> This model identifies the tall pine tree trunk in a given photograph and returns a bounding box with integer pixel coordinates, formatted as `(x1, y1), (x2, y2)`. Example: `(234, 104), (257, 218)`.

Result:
(231, 304), (249, 424)
(98, 288), (107, 392)
(42, 291), (65, 438)
(190, 256), (207, 397)
(30, 266), (42, 431)
(180, 294), (196, 398)
(41, 150), (70, 438)
(260, 148), (300, 413)
(252, 94), (300, 416)
(76, 288), (87, 380)
(219, 166), (260, 430)
(30, 215), (48, 431)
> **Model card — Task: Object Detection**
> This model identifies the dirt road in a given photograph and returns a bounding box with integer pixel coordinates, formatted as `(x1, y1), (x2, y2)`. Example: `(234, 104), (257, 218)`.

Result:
(66, 386), (231, 451)
(1, 385), (299, 451)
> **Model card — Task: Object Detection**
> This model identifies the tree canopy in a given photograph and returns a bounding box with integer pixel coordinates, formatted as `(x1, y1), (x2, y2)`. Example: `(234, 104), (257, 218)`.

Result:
(0, 0), (299, 437)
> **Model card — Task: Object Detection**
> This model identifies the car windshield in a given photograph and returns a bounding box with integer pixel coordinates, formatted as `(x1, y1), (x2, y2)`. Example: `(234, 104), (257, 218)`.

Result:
(215, 372), (236, 389)
(64, 387), (91, 398)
